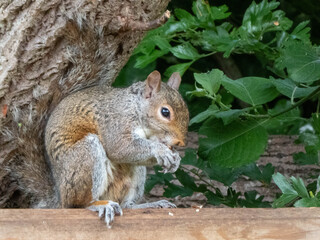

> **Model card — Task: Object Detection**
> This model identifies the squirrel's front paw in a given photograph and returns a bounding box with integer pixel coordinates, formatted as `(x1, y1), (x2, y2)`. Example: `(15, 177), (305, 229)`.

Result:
(153, 145), (181, 173)
(87, 200), (123, 228)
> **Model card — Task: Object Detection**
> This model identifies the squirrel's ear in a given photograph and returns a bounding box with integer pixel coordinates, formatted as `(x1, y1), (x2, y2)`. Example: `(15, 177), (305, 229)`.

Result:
(167, 72), (181, 90)
(145, 70), (161, 98)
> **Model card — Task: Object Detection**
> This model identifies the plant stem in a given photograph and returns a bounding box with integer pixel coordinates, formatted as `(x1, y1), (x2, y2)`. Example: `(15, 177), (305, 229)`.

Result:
(180, 165), (216, 189)
(244, 86), (320, 120)
(202, 52), (216, 58)
(317, 96), (320, 117)
(270, 86), (320, 119)
(243, 113), (269, 119)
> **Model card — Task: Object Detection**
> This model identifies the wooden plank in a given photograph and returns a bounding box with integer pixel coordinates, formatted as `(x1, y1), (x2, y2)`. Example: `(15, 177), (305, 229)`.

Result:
(0, 208), (319, 240)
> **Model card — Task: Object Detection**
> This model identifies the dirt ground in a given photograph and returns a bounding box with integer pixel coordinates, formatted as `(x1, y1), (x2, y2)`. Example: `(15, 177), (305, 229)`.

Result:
(145, 133), (320, 208)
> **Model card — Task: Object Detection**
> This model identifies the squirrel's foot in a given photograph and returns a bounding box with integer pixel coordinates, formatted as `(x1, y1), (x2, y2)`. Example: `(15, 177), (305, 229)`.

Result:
(148, 200), (177, 208)
(125, 200), (176, 209)
(87, 200), (123, 227)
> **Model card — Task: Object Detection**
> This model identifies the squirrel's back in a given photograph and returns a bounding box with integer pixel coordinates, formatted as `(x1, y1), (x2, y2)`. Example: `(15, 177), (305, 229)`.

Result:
(45, 86), (104, 162)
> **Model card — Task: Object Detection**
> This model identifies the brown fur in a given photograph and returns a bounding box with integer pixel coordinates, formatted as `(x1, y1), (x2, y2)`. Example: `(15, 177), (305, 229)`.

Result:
(106, 164), (133, 203)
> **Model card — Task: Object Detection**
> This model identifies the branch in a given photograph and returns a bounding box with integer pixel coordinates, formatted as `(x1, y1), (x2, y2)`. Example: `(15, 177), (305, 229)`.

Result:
(119, 10), (170, 32)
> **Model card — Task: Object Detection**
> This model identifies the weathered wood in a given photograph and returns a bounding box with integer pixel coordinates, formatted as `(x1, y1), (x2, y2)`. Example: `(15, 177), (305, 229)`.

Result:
(0, 208), (319, 240)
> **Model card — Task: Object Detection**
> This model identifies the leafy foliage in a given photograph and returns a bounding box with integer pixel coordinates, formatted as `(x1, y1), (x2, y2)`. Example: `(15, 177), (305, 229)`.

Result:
(115, 0), (320, 207)
(293, 115), (320, 165)
(145, 151), (272, 208)
(272, 173), (320, 207)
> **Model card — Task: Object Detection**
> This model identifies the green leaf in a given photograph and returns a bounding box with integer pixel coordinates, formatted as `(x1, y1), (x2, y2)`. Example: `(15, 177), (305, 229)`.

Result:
(272, 193), (298, 208)
(192, 0), (210, 22)
(239, 191), (271, 208)
(272, 173), (297, 195)
(186, 88), (208, 99)
(114, 55), (155, 87)
(199, 118), (268, 168)
(133, 36), (156, 56)
(268, 100), (300, 120)
(278, 42), (320, 84)
(242, 0), (292, 39)
(294, 198), (320, 207)
(175, 8), (197, 27)
(163, 180), (193, 198)
(204, 191), (222, 206)
(222, 76), (279, 106)
(192, 1), (230, 25)
(210, 5), (231, 20)
(296, 132), (320, 147)
(214, 109), (246, 125)
(264, 100), (302, 134)
(261, 164), (275, 184)
(170, 43), (201, 60)
(145, 166), (174, 193)
(200, 28), (235, 56)
(189, 105), (218, 126)
(223, 188), (242, 207)
(243, 0), (280, 27)
(175, 169), (198, 192)
(164, 62), (193, 78)
(293, 151), (318, 165)
(204, 165), (242, 186)
(135, 49), (168, 68)
(294, 132), (320, 165)
(290, 176), (309, 199)
(271, 78), (318, 99)
(165, 21), (189, 35)
(312, 113), (320, 133)
(241, 163), (274, 184)
(291, 21), (311, 43)
(194, 69), (223, 95)
(191, 107), (246, 126)
(181, 149), (204, 169)
(153, 36), (171, 51)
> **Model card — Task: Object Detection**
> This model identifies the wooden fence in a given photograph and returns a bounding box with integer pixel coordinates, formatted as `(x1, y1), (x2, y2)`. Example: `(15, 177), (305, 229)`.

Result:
(0, 208), (319, 239)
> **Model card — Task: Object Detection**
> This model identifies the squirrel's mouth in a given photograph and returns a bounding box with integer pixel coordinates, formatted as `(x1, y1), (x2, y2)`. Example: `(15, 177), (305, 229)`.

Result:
(159, 136), (186, 149)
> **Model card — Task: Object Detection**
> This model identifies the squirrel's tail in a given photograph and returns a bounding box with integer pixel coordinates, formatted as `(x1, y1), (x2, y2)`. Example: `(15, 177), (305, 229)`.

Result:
(0, 95), (60, 208)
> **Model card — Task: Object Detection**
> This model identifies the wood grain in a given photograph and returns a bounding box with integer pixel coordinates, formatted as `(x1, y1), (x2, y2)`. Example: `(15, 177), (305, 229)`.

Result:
(0, 208), (319, 240)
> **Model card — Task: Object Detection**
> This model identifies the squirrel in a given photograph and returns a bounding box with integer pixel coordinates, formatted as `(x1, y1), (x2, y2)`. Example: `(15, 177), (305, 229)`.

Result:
(44, 70), (189, 226)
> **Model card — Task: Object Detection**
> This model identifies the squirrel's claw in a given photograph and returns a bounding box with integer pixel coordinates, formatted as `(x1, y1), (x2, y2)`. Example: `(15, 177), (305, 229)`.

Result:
(155, 144), (181, 174)
(88, 201), (123, 228)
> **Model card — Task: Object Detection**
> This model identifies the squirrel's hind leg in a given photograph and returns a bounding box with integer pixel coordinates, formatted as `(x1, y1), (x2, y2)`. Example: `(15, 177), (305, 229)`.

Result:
(54, 133), (122, 226)
(82, 134), (123, 227)
(55, 133), (109, 207)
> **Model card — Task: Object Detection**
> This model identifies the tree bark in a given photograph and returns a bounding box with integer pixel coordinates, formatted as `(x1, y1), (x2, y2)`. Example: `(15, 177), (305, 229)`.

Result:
(0, 0), (170, 207)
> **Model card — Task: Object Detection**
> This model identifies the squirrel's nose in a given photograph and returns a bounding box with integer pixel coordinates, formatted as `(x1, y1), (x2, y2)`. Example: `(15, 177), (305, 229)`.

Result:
(172, 139), (185, 147)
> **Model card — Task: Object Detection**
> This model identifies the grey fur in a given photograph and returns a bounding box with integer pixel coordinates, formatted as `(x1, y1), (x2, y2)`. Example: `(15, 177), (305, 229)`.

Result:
(44, 72), (189, 224)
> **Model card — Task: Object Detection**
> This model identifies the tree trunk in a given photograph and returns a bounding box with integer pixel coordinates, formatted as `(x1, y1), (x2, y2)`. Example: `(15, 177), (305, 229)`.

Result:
(0, 0), (170, 207)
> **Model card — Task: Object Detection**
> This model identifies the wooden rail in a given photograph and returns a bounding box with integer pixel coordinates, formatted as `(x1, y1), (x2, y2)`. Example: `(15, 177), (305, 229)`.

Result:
(0, 208), (319, 240)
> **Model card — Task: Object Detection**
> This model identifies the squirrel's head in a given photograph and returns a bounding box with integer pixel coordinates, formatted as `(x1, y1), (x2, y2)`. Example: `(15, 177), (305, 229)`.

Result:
(143, 70), (189, 147)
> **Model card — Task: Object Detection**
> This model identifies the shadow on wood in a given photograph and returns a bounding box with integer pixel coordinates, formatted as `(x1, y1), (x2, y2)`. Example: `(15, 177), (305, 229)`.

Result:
(0, 208), (319, 240)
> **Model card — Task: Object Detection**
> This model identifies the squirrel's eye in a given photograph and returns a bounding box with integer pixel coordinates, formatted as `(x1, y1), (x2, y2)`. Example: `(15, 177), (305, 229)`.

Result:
(161, 107), (170, 119)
